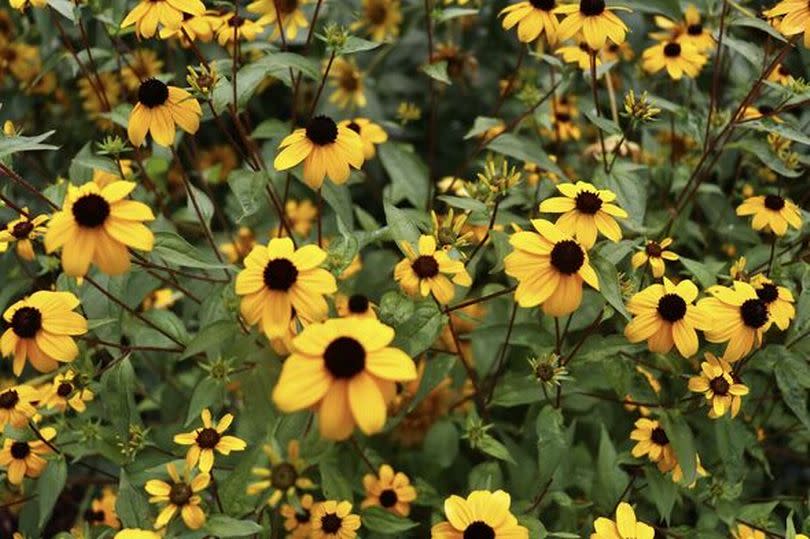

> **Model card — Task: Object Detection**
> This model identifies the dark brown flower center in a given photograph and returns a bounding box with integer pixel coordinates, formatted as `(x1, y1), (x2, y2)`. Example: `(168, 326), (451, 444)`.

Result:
(412, 255), (439, 278)
(271, 462), (298, 490)
(0, 390), (19, 409)
(11, 221), (33, 239)
(321, 513), (343, 533)
(84, 509), (106, 523)
(651, 427), (669, 446)
(550, 240), (584, 275)
(227, 15), (245, 27)
(778, 65), (790, 76)
(11, 306), (42, 338)
(379, 489), (398, 508)
(657, 293), (687, 322)
(709, 376), (730, 396)
(195, 427), (221, 449)
(757, 105), (774, 116)
(346, 121), (361, 134)
(555, 111), (572, 122)
(348, 294), (370, 313)
(306, 115), (338, 145)
(169, 483), (193, 506)
(276, 0), (299, 14)
(72, 194), (110, 228)
(645, 241), (663, 257)
(575, 191), (603, 214)
(530, 0), (556, 10)
(580, 0), (605, 16)
(263, 258), (299, 291)
(295, 509), (311, 523)
(663, 43), (682, 57)
(57, 382), (74, 397)
(324, 337), (366, 379)
(764, 194), (785, 211)
(10, 441), (30, 460)
(756, 283), (779, 304)
(740, 299), (768, 328)
(366, 1), (388, 24)
(464, 521), (496, 539)
(339, 71), (360, 92)
(137, 78), (169, 108)
(687, 23), (703, 35)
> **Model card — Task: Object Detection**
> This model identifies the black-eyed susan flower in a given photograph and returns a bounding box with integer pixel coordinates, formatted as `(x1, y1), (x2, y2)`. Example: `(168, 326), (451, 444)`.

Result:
(602, 40), (634, 62)
(336, 293), (377, 319)
(42, 370), (94, 413)
(338, 118), (388, 159)
(45, 181), (155, 276)
(549, 98), (582, 139)
(625, 278), (711, 358)
(539, 181), (628, 247)
(235, 238), (336, 338)
(653, 4), (714, 52)
(310, 500), (361, 539)
(0, 385), (38, 428)
(274, 115), (364, 189)
(557, 0), (629, 50)
(735, 193), (802, 236)
(145, 463), (209, 530)
(78, 73), (121, 130)
(280, 493), (316, 537)
(642, 40), (707, 80)
(765, 0), (810, 47)
(591, 502), (655, 539)
(751, 274), (795, 330)
(121, 0), (206, 38)
(505, 219), (599, 316)
(688, 353), (749, 418)
(220, 226), (256, 263)
(0, 209), (47, 261)
(394, 235), (471, 305)
(631, 238), (678, 278)
(698, 281), (772, 362)
(361, 464), (417, 517)
(85, 487), (121, 529)
(173, 408), (247, 473)
(248, 0), (312, 41)
(128, 78), (202, 147)
(328, 57), (367, 110)
(0, 426), (55, 485)
(499, 0), (561, 44)
(247, 440), (315, 507)
(285, 199), (319, 237)
(121, 49), (164, 92)
(733, 524), (768, 539)
(431, 490), (529, 538)
(630, 418), (676, 474)
(1, 291), (87, 375)
(352, 0), (402, 42)
(768, 63), (795, 85)
(159, 10), (219, 43)
(216, 13), (265, 45)
(272, 317), (417, 440)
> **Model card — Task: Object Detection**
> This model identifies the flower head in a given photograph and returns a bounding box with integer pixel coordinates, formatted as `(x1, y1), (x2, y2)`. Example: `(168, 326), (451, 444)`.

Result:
(751, 274), (795, 330)
(310, 500), (361, 538)
(688, 353), (749, 418)
(630, 418), (676, 473)
(556, 0), (629, 50)
(698, 281), (772, 362)
(591, 502), (655, 539)
(642, 39), (707, 80)
(631, 238), (678, 278)
(394, 235), (471, 304)
(121, 0), (206, 38)
(42, 370), (94, 413)
(736, 193), (802, 236)
(338, 118), (388, 159)
(539, 181), (628, 247)
(0, 385), (38, 428)
(145, 463), (210, 530)
(247, 440), (315, 506)
(431, 489), (528, 538)
(128, 78), (202, 147)
(361, 464), (417, 517)
(0, 426), (56, 485)
(500, 0), (561, 44)
(352, 0), (402, 42)
(0, 209), (47, 261)
(173, 408), (247, 473)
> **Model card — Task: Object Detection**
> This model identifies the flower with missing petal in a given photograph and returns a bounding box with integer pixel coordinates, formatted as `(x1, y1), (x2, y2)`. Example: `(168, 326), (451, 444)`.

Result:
(145, 463), (209, 530)
(173, 408), (247, 473)
(688, 353), (749, 418)
(394, 235), (471, 305)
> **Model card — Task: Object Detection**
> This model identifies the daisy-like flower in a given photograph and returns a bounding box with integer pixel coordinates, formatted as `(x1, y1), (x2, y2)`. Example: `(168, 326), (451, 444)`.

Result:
(0, 209), (48, 261)
(768, 63), (795, 85)
(431, 490), (529, 538)
(557, 0), (629, 50)
(630, 418), (676, 473)
(159, 11), (219, 43)
(631, 238), (678, 278)
(220, 226), (256, 263)
(1, 291), (87, 375)
(310, 500), (362, 539)
(145, 463), (209, 530)
(549, 97), (582, 139)
(0, 385), (38, 428)
(173, 409), (247, 473)
(247, 440), (315, 507)
(235, 237), (336, 339)
(328, 57), (367, 110)
(78, 73), (121, 130)
(84, 487), (120, 529)
(505, 219), (599, 316)
(591, 502), (655, 539)
(336, 293), (377, 319)
(642, 40), (707, 80)
(624, 278), (711, 358)
(338, 118), (388, 159)
(42, 370), (94, 413)
(765, 0), (810, 47)
(733, 523), (767, 539)
(44, 181), (155, 276)
(499, 0), (561, 44)
(751, 274), (795, 330)
(248, 0), (312, 41)
(128, 78), (202, 147)
(539, 181), (628, 247)
(602, 40), (634, 62)
(272, 317), (417, 440)
(698, 281), (772, 362)
(394, 235), (472, 305)
(115, 530), (161, 539)
(9, 0), (47, 11)
(274, 115), (364, 189)
(120, 0), (206, 38)
(285, 199), (319, 237)
(0, 427), (55, 485)
(652, 4), (714, 52)
(352, 0), (402, 42)
(280, 494), (316, 537)
(361, 464), (417, 517)
(216, 13), (265, 45)
(735, 193), (802, 236)
(688, 353), (749, 418)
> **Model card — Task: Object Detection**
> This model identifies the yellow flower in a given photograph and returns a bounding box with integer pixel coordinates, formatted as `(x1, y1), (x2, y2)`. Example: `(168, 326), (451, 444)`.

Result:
(733, 523), (767, 539)
(602, 40), (634, 62)
(652, 4), (714, 52)
(1, 291), (87, 375)
(285, 199), (319, 237)
(0, 426), (56, 485)
(280, 493), (315, 537)
(361, 464), (417, 517)
(335, 293), (377, 319)
(0, 385), (38, 428)
(9, 0), (47, 11)
(352, 0), (402, 42)
(736, 193), (802, 236)
(338, 118), (388, 159)
(505, 219), (599, 316)
(85, 487), (121, 529)
(142, 288), (182, 310)
(750, 274), (795, 330)
(248, 0), (312, 41)
(624, 278), (711, 358)
(642, 40), (707, 80)
(394, 235), (472, 304)
(216, 13), (265, 45)
(765, 0), (810, 47)
(42, 370), (95, 413)
(539, 181), (628, 247)
(431, 490), (528, 538)
(274, 115), (364, 189)
(556, 0), (629, 50)
(220, 226), (256, 263)
(631, 238), (678, 278)
(396, 101), (422, 124)
(630, 418), (676, 473)
(128, 78), (202, 147)
(45, 181), (155, 276)
(591, 502), (655, 539)
(768, 63), (794, 85)
(93, 160), (134, 188)
(310, 500), (362, 539)
(121, 49), (164, 92)
(688, 353), (749, 418)
(0, 208), (48, 261)
(145, 463), (209, 530)
(114, 530), (161, 539)
(173, 408), (247, 473)
(698, 281), (772, 362)
(272, 317), (417, 440)
(235, 237), (336, 338)
(78, 73), (121, 130)
(546, 97), (582, 139)
(247, 439), (315, 507)
(121, 0), (206, 38)
(328, 57), (367, 110)
(159, 11), (219, 43)
(500, 0), (561, 44)
(198, 144), (239, 183)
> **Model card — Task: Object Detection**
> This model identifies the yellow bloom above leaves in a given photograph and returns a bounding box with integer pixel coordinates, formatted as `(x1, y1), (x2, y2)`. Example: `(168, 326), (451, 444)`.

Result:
(361, 464), (417, 517)
(0, 385), (38, 428)
(591, 502), (654, 539)
(642, 40), (707, 80)
(631, 238), (678, 278)
(736, 193), (802, 236)
(557, 0), (629, 50)
(121, 0), (206, 38)
(688, 353), (749, 418)
(145, 463), (209, 530)
(310, 500), (362, 539)
(0, 209), (48, 261)
(128, 78), (202, 147)
(338, 118), (388, 160)
(42, 370), (94, 413)
(431, 489), (528, 538)
(500, 0), (561, 44)
(539, 181), (628, 248)
(751, 274), (795, 330)
(174, 408), (247, 473)
(394, 235), (471, 305)
(698, 281), (772, 362)
(0, 427), (55, 485)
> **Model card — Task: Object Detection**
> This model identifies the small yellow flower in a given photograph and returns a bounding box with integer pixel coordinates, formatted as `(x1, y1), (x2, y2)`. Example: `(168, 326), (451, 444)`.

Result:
(0, 426), (56, 485)
(698, 281), (772, 362)
(328, 57), (367, 110)
(280, 493), (316, 537)
(352, 0), (402, 42)
(0, 209), (48, 261)
(556, 0), (630, 50)
(688, 353), (749, 418)
(42, 370), (94, 413)
(128, 78), (202, 147)
(216, 13), (265, 45)
(173, 408), (247, 473)
(394, 235), (471, 304)
(121, 0), (206, 38)
(361, 464), (417, 517)
(539, 181), (628, 248)
(431, 490), (528, 538)
(145, 463), (209, 530)
(499, 0), (561, 44)
(247, 439), (315, 507)
(85, 487), (121, 529)
(751, 274), (795, 331)
(736, 193), (802, 236)
(631, 238), (678, 278)
(248, 0), (312, 41)
(338, 118), (388, 159)
(642, 39), (707, 80)
(0, 384), (38, 428)
(591, 502), (655, 539)
(310, 500), (362, 539)
(630, 418), (677, 473)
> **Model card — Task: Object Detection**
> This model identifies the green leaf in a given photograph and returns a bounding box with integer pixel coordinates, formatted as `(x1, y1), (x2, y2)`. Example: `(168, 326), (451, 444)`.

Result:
(251, 118), (289, 140)
(424, 420), (459, 468)
(535, 406), (566, 486)
(37, 457), (67, 527)
(183, 183), (214, 227)
(100, 356), (141, 439)
(595, 161), (647, 229)
(319, 451), (355, 501)
(729, 15), (787, 42)
(679, 257), (722, 288)
(0, 131), (58, 158)
(228, 169), (268, 222)
(116, 471), (153, 528)
(181, 320), (235, 360)
(405, 354), (455, 413)
(393, 301), (447, 357)
(437, 195), (487, 213)
(380, 143), (429, 208)
(383, 201), (421, 247)
(465, 117), (502, 139)
(48, 0), (77, 21)
(645, 467), (678, 523)
(361, 507), (419, 533)
(422, 61), (451, 85)
(322, 179), (355, 230)
(722, 35), (764, 67)
(591, 253), (630, 320)
(204, 515), (264, 536)
(774, 351), (810, 431)
(739, 120), (810, 146)
(152, 231), (232, 269)
(594, 426), (627, 512)
(218, 446), (263, 515)
(185, 377), (225, 426)
(340, 36), (382, 54)
(582, 107), (621, 136)
(487, 134), (565, 178)
(476, 433), (516, 464)
(661, 411), (697, 485)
